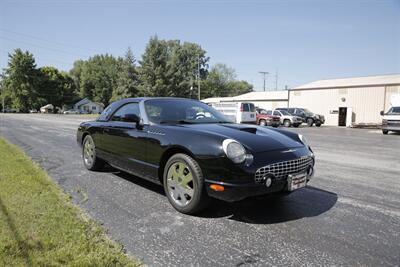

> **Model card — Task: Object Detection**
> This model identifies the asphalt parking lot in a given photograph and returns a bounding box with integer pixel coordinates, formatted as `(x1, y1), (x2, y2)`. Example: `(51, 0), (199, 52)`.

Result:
(0, 114), (399, 266)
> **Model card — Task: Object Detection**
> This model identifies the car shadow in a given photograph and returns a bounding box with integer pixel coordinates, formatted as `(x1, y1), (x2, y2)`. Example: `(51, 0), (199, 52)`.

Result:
(107, 166), (337, 224)
(197, 186), (337, 224)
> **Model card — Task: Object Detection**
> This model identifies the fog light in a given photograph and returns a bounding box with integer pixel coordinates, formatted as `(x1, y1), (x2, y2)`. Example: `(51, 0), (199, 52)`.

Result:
(265, 177), (272, 187)
(209, 184), (224, 192)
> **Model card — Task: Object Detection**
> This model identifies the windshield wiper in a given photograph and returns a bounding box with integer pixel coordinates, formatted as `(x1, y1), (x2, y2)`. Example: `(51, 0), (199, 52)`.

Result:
(159, 120), (194, 124)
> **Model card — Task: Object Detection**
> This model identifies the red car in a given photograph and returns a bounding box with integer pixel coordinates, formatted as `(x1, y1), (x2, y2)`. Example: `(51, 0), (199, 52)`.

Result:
(256, 108), (280, 127)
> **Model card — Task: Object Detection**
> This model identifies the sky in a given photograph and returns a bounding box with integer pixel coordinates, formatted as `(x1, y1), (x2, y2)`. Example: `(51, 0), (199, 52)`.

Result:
(0, 0), (399, 90)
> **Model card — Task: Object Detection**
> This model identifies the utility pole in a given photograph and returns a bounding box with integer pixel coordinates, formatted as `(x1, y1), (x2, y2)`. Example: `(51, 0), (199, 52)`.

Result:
(197, 56), (201, 100)
(259, 71), (269, 91)
(275, 68), (278, 91)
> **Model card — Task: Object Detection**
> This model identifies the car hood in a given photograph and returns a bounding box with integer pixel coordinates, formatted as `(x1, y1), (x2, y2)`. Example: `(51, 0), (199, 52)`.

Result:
(383, 114), (400, 120)
(180, 123), (304, 153)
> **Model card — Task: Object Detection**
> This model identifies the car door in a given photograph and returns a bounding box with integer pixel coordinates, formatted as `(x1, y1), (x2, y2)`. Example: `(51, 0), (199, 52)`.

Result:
(273, 110), (283, 123)
(101, 102), (148, 177)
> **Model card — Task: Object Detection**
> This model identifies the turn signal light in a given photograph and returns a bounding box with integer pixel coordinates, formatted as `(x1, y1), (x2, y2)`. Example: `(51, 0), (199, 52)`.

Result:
(209, 184), (225, 192)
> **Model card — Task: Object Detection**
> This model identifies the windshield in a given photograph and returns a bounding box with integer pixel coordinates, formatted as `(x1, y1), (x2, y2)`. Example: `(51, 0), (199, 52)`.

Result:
(145, 99), (233, 124)
(280, 110), (291, 115)
(387, 107), (400, 115)
(257, 108), (267, 114)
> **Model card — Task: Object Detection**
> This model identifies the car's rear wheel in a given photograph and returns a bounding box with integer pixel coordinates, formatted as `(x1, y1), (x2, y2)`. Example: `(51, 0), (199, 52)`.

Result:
(163, 153), (209, 214)
(307, 118), (314, 127)
(82, 135), (104, 171)
(259, 119), (266, 126)
(283, 119), (291, 127)
(382, 129), (389, 135)
(315, 122), (321, 127)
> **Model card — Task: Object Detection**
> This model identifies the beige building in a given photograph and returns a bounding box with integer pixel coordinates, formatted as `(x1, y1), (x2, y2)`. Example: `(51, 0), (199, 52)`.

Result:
(202, 91), (288, 110)
(290, 74), (400, 126)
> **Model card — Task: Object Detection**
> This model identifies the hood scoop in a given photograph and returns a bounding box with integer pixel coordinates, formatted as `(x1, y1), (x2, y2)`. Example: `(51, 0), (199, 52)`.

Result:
(222, 124), (258, 134)
(240, 127), (257, 134)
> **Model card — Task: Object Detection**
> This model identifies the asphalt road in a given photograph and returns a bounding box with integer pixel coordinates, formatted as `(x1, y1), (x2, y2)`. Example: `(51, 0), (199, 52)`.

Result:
(1, 114), (399, 266)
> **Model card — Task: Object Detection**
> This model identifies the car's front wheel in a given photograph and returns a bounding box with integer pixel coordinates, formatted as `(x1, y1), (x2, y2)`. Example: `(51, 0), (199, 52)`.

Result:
(382, 129), (389, 135)
(163, 153), (210, 214)
(259, 119), (266, 126)
(82, 135), (104, 171)
(283, 119), (291, 127)
(307, 118), (314, 127)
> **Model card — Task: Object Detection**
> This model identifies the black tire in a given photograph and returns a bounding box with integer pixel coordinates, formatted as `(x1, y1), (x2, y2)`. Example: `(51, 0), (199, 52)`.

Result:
(283, 119), (291, 127)
(307, 118), (314, 127)
(163, 153), (210, 214)
(82, 135), (105, 171)
(382, 130), (389, 135)
(259, 119), (266, 126)
(315, 123), (321, 127)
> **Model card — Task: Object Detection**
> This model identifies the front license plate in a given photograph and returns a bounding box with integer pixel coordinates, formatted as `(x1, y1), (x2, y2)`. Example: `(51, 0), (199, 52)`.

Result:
(288, 173), (307, 191)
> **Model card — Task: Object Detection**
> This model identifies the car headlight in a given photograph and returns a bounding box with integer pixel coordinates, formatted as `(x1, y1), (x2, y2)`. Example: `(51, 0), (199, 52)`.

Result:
(222, 139), (247, 163)
(298, 134), (309, 147)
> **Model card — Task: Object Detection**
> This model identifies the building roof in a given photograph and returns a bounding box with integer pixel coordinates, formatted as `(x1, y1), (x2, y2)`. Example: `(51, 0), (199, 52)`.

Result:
(293, 74), (400, 90)
(202, 90), (288, 103)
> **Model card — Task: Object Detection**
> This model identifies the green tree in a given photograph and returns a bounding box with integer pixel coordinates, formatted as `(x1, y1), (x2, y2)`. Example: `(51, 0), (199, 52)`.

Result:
(71, 54), (123, 106)
(111, 47), (139, 101)
(2, 49), (40, 111)
(38, 67), (78, 110)
(201, 63), (253, 98)
(139, 36), (209, 98)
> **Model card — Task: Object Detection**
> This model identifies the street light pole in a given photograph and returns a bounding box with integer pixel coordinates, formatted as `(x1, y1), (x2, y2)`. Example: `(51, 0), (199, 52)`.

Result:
(197, 56), (201, 100)
(259, 71), (269, 91)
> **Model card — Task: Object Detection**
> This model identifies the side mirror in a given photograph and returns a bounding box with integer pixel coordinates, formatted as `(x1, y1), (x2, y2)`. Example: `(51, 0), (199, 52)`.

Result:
(122, 113), (140, 123)
(380, 111), (384, 116)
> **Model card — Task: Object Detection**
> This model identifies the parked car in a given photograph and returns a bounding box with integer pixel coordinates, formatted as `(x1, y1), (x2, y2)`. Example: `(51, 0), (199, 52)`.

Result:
(265, 110), (303, 127)
(277, 108), (325, 127)
(29, 109), (38, 113)
(3, 108), (18, 113)
(77, 98), (315, 214)
(256, 108), (280, 127)
(209, 102), (257, 124)
(380, 106), (400, 134)
(63, 109), (80, 114)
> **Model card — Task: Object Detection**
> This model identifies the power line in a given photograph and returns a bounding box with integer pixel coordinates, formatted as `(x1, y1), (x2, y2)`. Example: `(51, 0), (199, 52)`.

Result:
(0, 28), (105, 55)
(0, 48), (75, 67)
(0, 36), (89, 58)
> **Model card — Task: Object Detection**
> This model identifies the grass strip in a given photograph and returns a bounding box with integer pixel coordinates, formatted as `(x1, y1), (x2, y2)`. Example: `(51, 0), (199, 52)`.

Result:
(0, 137), (141, 266)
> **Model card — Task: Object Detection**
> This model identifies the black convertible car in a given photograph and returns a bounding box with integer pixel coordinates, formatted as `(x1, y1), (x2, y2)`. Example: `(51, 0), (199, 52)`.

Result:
(77, 98), (315, 214)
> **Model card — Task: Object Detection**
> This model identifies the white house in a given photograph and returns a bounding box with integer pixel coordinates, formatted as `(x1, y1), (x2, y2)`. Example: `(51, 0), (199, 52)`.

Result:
(74, 98), (104, 114)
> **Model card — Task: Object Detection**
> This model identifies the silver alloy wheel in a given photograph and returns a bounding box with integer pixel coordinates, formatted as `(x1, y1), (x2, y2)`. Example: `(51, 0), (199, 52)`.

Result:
(83, 137), (95, 166)
(259, 120), (266, 126)
(166, 161), (194, 207)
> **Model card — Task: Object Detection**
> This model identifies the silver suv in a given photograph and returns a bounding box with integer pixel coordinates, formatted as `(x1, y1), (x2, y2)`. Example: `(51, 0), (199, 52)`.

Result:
(265, 110), (303, 127)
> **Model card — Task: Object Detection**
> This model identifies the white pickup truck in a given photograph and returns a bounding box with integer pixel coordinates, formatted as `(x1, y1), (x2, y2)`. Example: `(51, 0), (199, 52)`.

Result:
(380, 95), (400, 135)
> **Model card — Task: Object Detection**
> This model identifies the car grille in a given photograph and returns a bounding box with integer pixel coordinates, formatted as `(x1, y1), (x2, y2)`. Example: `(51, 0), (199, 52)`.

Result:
(388, 120), (400, 126)
(255, 156), (313, 183)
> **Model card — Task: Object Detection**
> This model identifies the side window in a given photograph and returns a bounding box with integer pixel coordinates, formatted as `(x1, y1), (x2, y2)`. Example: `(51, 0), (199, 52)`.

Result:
(242, 103), (250, 112)
(249, 103), (256, 112)
(288, 108), (295, 113)
(266, 110), (272, 115)
(273, 111), (280, 116)
(111, 103), (140, 121)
